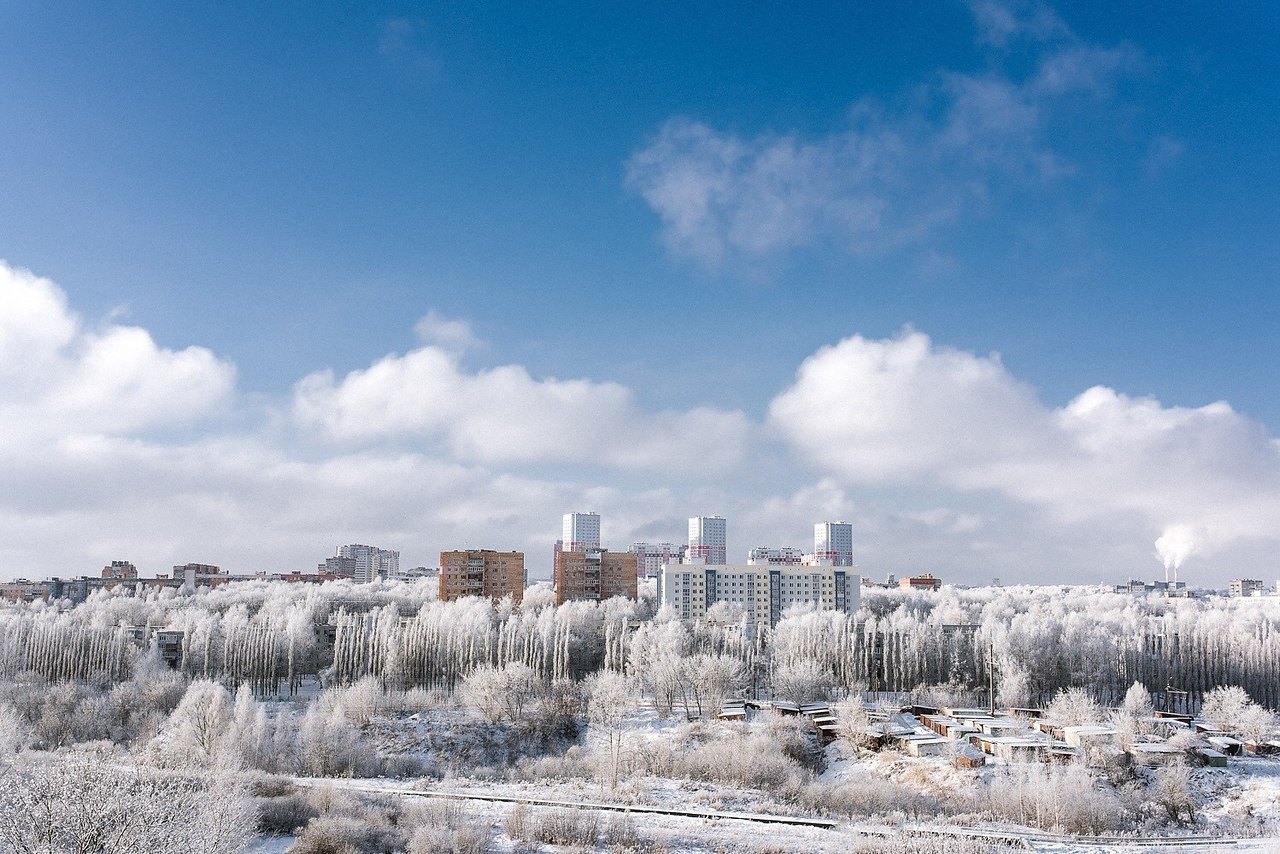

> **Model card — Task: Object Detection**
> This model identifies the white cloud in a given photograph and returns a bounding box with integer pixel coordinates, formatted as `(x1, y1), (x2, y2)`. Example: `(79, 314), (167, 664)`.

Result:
(292, 345), (751, 473)
(0, 261), (235, 443)
(413, 311), (481, 351)
(769, 330), (1280, 565)
(3, 262), (1279, 585)
(626, 2), (1138, 267)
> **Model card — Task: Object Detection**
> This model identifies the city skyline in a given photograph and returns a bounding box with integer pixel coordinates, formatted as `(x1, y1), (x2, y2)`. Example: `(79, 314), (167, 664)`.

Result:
(1, 2), (1278, 585)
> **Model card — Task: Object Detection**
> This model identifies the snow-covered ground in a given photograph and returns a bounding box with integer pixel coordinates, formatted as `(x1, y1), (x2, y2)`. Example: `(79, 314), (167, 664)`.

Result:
(267, 704), (1280, 852)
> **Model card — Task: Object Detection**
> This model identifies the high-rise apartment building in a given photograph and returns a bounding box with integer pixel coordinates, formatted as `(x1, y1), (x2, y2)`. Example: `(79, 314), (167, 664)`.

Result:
(336, 544), (399, 584)
(659, 563), (860, 625)
(688, 516), (726, 565)
(629, 542), (683, 579)
(554, 549), (637, 604)
(562, 512), (601, 552)
(319, 556), (358, 578)
(439, 550), (526, 603)
(814, 522), (854, 567)
(747, 546), (805, 566)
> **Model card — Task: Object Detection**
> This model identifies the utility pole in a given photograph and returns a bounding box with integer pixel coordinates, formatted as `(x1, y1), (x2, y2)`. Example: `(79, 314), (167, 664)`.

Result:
(988, 641), (996, 716)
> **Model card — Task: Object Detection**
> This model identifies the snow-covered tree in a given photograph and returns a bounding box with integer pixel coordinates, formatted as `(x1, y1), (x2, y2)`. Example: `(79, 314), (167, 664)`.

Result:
(586, 670), (636, 789)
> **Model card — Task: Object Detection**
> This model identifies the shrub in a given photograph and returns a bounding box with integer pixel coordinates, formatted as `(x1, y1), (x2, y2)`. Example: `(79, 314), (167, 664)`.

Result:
(534, 808), (599, 847)
(257, 792), (319, 835)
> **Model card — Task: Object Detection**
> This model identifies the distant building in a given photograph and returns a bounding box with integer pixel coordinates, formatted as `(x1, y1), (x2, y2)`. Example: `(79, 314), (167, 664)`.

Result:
(659, 563), (860, 625)
(814, 522), (854, 567)
(387, 565), (438, 583)
(0, 579), (47, 604)
(335, 544), (399, 584)
(102, 560), (137, 579)
(746, 546), (805, 566)
(629, 542), (682, 579)
(173, 563), (220, 576)
(319, 556), (358, 578)
(1229, 578), (1265, 598)
(899, 573), (942, 591)
(562, 512), (601, 552)
(439, 550), (526, 603)
(1115, 578), (1189, 596)
(688, 516), (726, 565)
(554, 549), (637, 604)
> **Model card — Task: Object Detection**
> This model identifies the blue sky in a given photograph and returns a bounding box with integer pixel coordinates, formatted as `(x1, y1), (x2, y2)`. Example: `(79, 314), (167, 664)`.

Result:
(0, 1), (1277, 584)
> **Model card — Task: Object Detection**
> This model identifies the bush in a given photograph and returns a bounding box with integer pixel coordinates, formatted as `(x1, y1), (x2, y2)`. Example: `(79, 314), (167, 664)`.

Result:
(257, 792), (318, 835)
(292, 814), (406, 854)
(534, 808), (598, 847)
(984, 763), (1125, 834)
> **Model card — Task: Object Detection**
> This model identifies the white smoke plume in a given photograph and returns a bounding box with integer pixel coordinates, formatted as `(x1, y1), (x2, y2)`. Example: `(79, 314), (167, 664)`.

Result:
(1155, 524), (1199, 583)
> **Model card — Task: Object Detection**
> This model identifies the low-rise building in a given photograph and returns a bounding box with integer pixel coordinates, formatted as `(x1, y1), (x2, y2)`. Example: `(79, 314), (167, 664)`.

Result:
(899, 573), (942, 591)
(1229, 578), (1265, 597)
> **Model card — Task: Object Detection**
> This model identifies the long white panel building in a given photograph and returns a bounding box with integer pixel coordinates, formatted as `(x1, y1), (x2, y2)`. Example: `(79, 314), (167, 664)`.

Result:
(659, 563), (860, 625)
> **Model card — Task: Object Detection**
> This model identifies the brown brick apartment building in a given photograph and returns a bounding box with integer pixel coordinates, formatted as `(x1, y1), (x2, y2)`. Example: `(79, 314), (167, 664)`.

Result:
(553, 548), (637, 605)
(439, 550), (526, 604)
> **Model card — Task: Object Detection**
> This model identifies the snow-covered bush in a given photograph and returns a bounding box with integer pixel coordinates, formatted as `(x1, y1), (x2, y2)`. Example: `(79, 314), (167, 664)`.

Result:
(985, 763), (1125, 834)
(405, 799), (490, 854)
(534, 808), (599, 847)
(797, 778), (952, 819)
(0, 757), (256, 854)
(1151, 763), (1197, 825)
(1045, 687), (1104, 726)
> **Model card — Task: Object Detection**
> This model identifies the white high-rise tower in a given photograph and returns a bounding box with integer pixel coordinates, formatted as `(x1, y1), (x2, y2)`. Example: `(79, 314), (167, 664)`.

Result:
(688, 516), (726, 565)
(814, 522), (854, 566)
(562, 512), (601, 552)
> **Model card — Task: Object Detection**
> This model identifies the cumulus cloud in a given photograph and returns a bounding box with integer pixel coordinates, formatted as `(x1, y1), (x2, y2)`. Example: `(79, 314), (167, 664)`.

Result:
(0, 261), (235, 444)
(626, 1), (1138, 267)
(769, 330), (1280, 565)
(292, 345), (751, 473)
(3, 261), (1279, 584)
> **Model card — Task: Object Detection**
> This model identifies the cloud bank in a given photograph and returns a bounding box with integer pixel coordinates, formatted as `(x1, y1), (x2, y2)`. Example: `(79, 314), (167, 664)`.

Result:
(2, 260), (1277, 584)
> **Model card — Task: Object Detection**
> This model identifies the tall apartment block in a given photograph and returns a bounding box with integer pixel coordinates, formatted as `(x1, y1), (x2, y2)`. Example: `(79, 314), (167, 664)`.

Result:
(688, 515), (726, 565)
(439, 550), (526, 603)
(562, 512), (601, 552)
(659, 563), (860, 625)
(814, 521), (854, 566)
(336, 544), (400, 583)
(629, 542), (683, 579)
(554, 549), (637, 604)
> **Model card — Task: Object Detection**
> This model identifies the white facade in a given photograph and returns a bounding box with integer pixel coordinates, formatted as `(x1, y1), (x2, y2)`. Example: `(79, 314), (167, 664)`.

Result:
(688, 515), (726, 565)
(660, 563), (860, 625)
(337, 544), (399, 584)
(562, 512), (601, 552)
(814, 522), (854, 567)
(629, 542), (682, 579)
(747, 546), (804, 566)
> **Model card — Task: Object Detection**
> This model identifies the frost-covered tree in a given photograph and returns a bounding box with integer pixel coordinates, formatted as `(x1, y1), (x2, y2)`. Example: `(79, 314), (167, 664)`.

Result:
(1045, 687), (1103, 726)
(1200, 686), (1278, 743)
(586, 670), (636, 789)
(772, 660), (832, 706)
(156, 679), (234, 767)
(1152, 764), (1196, 825)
